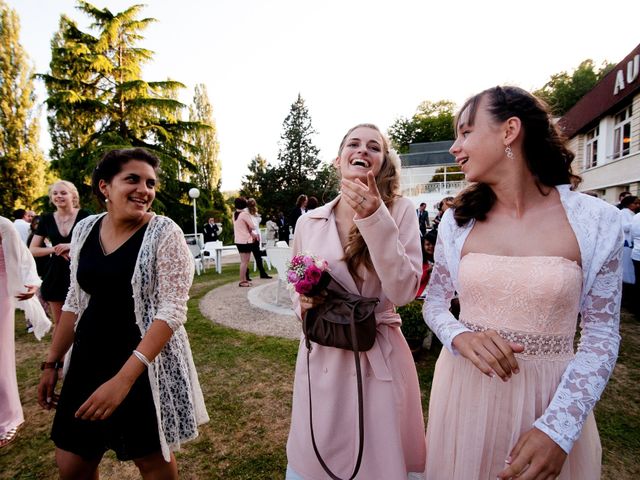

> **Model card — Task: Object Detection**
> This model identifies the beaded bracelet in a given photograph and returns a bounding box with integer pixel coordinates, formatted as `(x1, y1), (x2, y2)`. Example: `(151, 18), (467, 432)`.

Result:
(132, 349), (151, 368)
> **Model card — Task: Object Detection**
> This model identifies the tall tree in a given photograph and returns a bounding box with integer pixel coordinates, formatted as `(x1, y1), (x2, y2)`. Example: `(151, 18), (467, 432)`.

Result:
(388, 100), (456, 153)
(534, 59), (615, 116)
(0, 0), (47, 216)
(40, 1), (206, 225)
(240, 154), (268, 202)
(188, 84), (221, 194)
(276, 93), (321, 197)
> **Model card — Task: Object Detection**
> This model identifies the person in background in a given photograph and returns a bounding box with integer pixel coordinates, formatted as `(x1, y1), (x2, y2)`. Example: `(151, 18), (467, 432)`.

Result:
(286, 123), (425, 480)
(0, 217), (51, 449)
(417, 202), (430, 238)
(416, 229), (437, 299)
(27, 215), (51, 279)
(203, 217), (219, 243)
(277, 211), (290, 244)
(12, 209), (33, 244)
(246, 198), (271, 279)
(616, 191), (631, 209)
(29, 181), (90, 327)
(37, 148), (208, 479)
(233, 197), (258, 287)
(423, 86), (622, 480)
(631, 211), (640, 318)
(431, 196), (454, 230)
(289, 194), (307, 234)
(620, 195), (639, 307)
(306, 196), (319, 211)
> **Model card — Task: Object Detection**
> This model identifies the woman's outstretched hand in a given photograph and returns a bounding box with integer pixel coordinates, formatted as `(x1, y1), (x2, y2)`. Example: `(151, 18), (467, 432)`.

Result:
(452, 330), (524, 381)
(341, 171), (382, 219)
(75, 376), (133, 421)
(497, 428), (567, 479)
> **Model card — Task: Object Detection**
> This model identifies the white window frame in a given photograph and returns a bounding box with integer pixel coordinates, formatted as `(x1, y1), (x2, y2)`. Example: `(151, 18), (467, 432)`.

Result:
(584, 126), (599, 169)
(612, 104), (633, 160)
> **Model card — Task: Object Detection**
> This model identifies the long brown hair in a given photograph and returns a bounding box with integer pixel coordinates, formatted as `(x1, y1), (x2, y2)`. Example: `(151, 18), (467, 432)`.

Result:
(453, 86), (580, 226)
(338, 123), (401, 280)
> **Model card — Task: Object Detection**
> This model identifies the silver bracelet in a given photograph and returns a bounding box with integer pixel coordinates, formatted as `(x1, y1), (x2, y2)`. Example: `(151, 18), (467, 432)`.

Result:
(132, 349), (151, 368)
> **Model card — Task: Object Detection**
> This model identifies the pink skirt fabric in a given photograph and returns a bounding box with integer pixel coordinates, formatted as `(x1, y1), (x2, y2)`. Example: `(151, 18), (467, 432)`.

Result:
(0, 244), (24, 437)
(425, 254), (602, 479)
(425, 350), (601, 479)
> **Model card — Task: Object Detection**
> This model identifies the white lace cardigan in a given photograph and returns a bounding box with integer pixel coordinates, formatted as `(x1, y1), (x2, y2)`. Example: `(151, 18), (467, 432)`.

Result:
(63, 213), (209, 461)
(423, 185), (623, 454)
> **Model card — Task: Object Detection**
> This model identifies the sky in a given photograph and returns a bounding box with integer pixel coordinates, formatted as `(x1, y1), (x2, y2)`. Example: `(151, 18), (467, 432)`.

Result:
(8, 0), (640, 191)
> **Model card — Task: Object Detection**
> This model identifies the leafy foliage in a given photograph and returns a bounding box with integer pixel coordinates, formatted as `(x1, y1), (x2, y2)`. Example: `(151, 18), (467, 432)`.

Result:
(39, 1), (208, 225)
(534, 59), (615, 116)
(398, 299), (429, 340)
(430, 165), (464, 183)
(0, 0), (47, 216)
(388, 100), (456, 153)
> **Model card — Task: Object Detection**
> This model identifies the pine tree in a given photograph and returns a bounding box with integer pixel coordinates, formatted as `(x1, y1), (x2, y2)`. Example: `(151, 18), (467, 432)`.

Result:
(276, 93), (321, 197)
(0, 0), (47, 216)
(39, 1), (207, 224)
(240, 154), (268, 201)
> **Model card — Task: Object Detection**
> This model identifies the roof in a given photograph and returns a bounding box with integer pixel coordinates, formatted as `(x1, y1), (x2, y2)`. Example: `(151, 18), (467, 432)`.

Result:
(400, 140), (455, 167)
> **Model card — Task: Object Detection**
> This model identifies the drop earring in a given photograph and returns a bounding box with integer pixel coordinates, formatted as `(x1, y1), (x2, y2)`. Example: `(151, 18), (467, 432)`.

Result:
(505, 145), (514, 160)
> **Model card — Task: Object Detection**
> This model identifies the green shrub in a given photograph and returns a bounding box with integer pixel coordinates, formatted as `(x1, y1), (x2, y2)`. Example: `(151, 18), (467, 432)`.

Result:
(398, 299), (429, 339)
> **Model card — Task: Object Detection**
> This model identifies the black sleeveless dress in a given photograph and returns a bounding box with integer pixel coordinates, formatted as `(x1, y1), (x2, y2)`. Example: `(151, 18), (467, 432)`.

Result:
(35, 210), (90, 301)
(51, 218), (160, 460)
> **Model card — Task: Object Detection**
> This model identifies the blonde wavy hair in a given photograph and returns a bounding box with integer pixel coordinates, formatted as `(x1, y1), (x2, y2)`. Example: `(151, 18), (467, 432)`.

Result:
(48, 180), (80, 208)
(337, 123), (401, 280)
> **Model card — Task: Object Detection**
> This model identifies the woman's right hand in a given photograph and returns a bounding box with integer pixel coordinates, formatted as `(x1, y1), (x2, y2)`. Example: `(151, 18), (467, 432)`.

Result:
(38, 369), (59, 410)
(452, 330), (524, 381)
(299, 293), (326, 319)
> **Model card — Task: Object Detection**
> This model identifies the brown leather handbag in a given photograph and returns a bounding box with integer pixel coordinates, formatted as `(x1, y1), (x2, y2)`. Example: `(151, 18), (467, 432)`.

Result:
(303, 274), (379, 480)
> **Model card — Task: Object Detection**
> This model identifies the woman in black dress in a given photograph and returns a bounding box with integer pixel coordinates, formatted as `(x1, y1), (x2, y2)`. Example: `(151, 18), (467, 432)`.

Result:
(29, 180), (89, 326)
(37, 148), (207, 479)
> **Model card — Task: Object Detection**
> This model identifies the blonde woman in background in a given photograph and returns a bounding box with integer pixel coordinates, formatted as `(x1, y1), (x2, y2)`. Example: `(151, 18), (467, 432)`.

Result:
(29, 181), (90, 326)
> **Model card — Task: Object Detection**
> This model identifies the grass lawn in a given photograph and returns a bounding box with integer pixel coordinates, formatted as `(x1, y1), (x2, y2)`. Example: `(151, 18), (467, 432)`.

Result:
(1, 264), (638, 479)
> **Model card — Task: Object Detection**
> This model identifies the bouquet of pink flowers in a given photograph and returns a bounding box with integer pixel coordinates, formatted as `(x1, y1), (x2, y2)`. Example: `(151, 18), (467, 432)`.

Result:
(286, 253), (331, 296)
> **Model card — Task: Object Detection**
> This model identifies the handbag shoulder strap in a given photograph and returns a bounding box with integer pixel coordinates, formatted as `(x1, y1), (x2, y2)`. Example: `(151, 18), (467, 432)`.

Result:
(306, 303), (365, 480)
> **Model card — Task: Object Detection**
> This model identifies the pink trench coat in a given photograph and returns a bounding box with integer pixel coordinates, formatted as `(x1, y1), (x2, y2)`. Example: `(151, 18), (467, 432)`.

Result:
(287, 195), (426, 479)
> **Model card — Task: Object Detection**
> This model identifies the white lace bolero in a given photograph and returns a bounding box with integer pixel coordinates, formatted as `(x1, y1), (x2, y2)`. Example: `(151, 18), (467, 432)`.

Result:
(63, 213), (209, 461)
(423, 185), (623, 453)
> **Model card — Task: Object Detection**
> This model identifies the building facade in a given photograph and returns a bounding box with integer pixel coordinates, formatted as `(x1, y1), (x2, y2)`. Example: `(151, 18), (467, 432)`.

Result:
(560, 43), (640, 203)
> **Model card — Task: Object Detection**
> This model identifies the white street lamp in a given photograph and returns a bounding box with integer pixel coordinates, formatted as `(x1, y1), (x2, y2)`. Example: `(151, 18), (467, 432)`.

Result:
(188, 188), (200, 243)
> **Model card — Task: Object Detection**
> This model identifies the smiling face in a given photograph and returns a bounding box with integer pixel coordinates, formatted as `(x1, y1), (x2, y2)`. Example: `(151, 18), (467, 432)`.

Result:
(334, 126), (385, 181)
(100, 160), (156, 219)
(449, 95), (508, 184)
(49, 181), (78, 210)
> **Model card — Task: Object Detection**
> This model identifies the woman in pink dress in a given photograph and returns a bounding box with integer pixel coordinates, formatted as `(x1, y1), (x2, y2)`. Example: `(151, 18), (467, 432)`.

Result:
(286, 124), (426, 479)
(423, 86), (623, 479)
(0, 216), (50, 448)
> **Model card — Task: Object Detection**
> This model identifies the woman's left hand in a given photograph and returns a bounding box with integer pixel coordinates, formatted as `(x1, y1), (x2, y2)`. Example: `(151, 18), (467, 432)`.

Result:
(341, 171), (382, 219)
(16, 285), (38, 301)
(496, 428), (567, 479)
(53, 243), (71, 260)
(75, 376), (133, 421)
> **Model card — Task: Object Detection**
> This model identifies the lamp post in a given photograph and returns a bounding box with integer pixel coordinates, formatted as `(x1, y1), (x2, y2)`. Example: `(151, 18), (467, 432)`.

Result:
(188, 188), (200, 244)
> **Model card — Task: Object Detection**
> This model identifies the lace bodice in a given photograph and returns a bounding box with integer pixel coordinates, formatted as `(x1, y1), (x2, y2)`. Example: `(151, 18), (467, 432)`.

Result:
(423, 185), (623, 453)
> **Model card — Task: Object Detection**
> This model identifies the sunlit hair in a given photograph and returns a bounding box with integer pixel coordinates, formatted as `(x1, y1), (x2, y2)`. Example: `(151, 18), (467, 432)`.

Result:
(91, 148), (160, 208)
(48, 180), (80, 208)
(247, 197), (258, 215)
(296, 195), (307, 208)
(337, 123), (401, 280)
(453, 86), (580, 227)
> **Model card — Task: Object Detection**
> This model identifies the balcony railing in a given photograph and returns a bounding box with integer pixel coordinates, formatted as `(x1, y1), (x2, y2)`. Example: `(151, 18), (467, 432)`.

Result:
(401, 180), (467, 197)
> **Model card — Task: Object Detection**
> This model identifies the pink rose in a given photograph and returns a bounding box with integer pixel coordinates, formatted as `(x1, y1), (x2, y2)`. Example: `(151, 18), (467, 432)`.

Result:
(303, 255), (314, 267)
(288, 271), (300, 283)
(296, 279), (313, 294)
(306, 265), (322, 283)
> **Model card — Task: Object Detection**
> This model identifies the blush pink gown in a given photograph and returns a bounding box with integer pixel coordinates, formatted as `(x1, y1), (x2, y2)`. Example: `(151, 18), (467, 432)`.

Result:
(425, 254), (601, 479)
(0, 243), (25, 438)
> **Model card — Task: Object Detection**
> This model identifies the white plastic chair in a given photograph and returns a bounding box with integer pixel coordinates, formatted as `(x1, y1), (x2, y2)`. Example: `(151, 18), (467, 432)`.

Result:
(266, 246), (292, 304)
(202, 241), (220, 269)
(187, 243), (204, 275)
(275, 240), (288, 248)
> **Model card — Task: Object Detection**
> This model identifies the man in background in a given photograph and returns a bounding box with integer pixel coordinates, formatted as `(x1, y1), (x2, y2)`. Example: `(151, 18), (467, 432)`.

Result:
(12, 209), (34, 244)
(417, 202), (430, 238)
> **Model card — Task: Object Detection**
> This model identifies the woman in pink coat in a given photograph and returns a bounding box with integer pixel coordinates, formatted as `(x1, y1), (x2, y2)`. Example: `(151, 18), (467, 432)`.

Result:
(285, 124), (426, 479)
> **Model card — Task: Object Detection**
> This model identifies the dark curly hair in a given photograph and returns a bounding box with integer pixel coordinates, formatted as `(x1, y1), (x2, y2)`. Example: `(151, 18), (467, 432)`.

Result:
(453, 86), (580, 227)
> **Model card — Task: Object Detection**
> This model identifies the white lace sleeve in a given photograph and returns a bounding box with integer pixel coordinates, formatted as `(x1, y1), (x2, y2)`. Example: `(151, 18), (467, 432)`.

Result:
(154, 224), (194, 331)
(422, 225), (470, 353)
(534, 234), (623, 453)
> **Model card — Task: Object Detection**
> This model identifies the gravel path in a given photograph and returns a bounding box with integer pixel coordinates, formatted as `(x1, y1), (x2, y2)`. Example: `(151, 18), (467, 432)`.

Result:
(199, 278), (302, 340)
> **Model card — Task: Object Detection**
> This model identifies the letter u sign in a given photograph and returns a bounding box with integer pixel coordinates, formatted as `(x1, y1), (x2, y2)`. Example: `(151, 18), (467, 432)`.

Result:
(614, 54), (640, 95)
